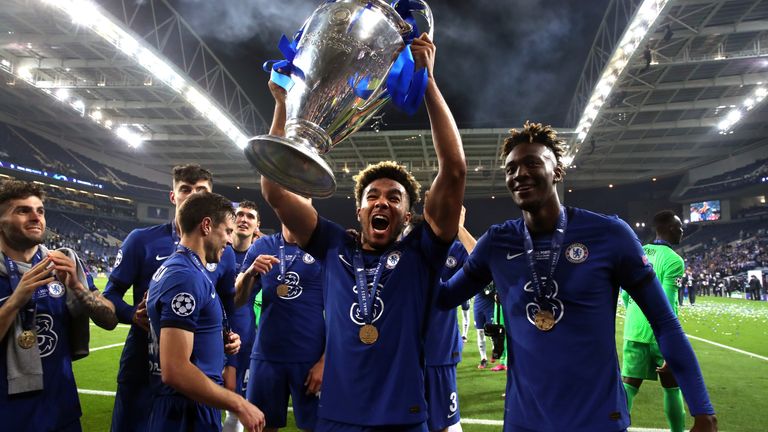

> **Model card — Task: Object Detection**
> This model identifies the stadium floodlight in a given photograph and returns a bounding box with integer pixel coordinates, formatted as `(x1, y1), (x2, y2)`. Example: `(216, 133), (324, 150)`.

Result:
(567, 0), (669, 163)
(37, 0), (251, 149)
(717, 85), (768, 133)
(115, 125), (143, 148)
(55, 88), (70, 102)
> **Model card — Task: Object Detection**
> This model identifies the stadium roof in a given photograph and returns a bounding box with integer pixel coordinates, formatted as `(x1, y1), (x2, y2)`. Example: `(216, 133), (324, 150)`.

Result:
(1, 0), (767, 198)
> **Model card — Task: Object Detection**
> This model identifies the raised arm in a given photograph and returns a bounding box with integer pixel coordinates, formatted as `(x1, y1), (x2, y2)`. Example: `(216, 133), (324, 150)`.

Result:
(457, 207), (477, 253)
(49, 252), (117, 330)
(413, 35), (466, 242)
(260, 82), (318, 248)
(234, 254), (279, 307)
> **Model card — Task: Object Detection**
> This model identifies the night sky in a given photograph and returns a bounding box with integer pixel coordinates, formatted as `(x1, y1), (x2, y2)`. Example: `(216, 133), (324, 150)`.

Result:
(167, 0), (610, 130)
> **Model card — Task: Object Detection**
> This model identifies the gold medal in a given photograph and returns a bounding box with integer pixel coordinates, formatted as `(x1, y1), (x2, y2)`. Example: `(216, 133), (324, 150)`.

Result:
(18, 330), (36, 349)
(276, 284), (290, 297)
(359, 324), (379, 344)
(534, 310), (555, 332)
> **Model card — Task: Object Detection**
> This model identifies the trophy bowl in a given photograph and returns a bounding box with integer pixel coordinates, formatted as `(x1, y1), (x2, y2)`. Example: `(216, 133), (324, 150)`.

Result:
(246, 0), (432, 198)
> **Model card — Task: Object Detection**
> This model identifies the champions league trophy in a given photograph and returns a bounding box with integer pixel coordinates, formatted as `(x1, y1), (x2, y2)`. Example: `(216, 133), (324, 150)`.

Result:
(245, 0), (433, 198)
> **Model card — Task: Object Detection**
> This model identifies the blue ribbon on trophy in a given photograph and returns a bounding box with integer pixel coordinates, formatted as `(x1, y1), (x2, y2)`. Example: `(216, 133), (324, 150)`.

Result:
(266, 0), (428, 115)
(262, 28), (305, 92)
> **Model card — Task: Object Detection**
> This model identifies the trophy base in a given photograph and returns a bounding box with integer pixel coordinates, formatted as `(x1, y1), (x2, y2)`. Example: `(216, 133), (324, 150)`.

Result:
(245, 135), (336, 198)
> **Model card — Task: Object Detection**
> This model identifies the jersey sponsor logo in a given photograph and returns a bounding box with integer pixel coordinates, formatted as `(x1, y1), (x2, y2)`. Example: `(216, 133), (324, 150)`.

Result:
(155, 254), (171, 261)
(385, 251), (401, 269)
(446, 256), (458, 268)
(506, 251), (524, 260)
(565, 243), (588, 264)
(523, 279), (565, 328)
(47, 281), (65, 298)
(349, 282), (385, 325)
(276, 271), (304, 299)
(152, 265), (168, 282)
(205, 263), (218, 272)
(114, 250), (123, 267)
(302, 253), (316, 264)
(171, 292), (196, 316)
(36, 314), (58, 357)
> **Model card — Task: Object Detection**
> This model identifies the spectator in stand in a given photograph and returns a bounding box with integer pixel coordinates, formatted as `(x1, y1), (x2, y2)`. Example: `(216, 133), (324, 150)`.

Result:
(749, 275), (763, 301)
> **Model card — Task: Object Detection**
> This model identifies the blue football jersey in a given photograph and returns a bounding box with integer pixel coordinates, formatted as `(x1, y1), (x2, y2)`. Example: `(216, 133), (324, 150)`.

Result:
(104, 222), (237, 383)
(147, 250), (226, 396)
(104, 222), (177, 383)
(305, 217), (450, 426)
(424, 240), (467, 366)
(463, 207), (653, 432)
(242, 233), (324, 363)
(0, 258), (80, 430)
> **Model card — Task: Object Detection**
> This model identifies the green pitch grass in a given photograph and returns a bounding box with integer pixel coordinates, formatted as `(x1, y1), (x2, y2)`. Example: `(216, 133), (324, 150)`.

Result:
(76, 278), (768, 431)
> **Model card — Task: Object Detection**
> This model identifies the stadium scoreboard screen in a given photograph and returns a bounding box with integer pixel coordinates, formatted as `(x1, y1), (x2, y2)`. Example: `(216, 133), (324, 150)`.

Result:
(689, 200), (721, 222)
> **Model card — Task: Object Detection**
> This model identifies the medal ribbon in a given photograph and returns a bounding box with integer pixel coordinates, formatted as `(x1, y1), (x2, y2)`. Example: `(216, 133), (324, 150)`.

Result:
(278, 234), (300, 284)
(522, 207), (567, 305)
(170, 221), (180, 244)
(352, 246), (387, 326)
(653, 239), (673, 248)
(175, 245), (230, 334)
(4, 249), (44, 331)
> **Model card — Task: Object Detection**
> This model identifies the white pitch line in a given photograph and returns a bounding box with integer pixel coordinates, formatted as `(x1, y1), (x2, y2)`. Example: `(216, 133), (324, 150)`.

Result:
(90, 323), (131, 329)
(72, 390), (680, 431)
(90, 342), (124, 352)
(686, 334), (768, 362)
(617, 313), (768, 362)
(78, 388), (116, 396)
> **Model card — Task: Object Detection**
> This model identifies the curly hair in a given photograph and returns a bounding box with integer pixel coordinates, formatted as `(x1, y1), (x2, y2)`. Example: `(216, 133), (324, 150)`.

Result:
(353, 161), (421, 210)
(0, 180), (45, 213)
(501, 121), (567, 174)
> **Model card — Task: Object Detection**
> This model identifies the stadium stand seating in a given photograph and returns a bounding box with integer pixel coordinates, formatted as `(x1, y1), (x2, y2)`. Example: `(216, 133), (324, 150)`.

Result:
(0, 122), (167, 202)
(680, 157), (768, 199)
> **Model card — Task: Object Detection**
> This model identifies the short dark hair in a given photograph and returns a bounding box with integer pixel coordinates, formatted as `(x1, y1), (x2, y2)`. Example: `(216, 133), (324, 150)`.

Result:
(501, 121), (567, 174)
(653, 210), (678, 229)
(353, 161), (420, 210)
(0, 180), (45, 214)
(177, 192), (234, 234)
(172, 164), (213, 187)
(237, 200), (258, 212)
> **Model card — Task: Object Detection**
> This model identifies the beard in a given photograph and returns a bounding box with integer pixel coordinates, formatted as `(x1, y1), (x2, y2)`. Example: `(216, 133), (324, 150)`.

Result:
(0, 223), (43, 252)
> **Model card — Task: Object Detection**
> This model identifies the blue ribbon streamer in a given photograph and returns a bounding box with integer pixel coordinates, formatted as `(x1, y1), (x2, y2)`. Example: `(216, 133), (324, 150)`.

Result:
(265, 0), (429, 114)
(263, 30), (306, 91)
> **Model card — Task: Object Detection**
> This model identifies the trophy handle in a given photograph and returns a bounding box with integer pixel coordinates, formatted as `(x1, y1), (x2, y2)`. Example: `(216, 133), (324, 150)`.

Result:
(392, 0), (434, 39)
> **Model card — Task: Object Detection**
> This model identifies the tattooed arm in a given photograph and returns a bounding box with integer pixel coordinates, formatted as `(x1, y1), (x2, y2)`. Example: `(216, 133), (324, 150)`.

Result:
(48, 252), (118, 330)
(71, 288), (118, 330)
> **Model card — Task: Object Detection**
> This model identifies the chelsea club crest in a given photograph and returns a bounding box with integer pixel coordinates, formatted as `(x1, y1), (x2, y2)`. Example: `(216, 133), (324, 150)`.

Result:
(303, 253), (316, 264)
(445, 256), (458, 268)
(385, 251), (401, 269)
(48, 281), (65, 298)
(565, 243), (588, 264)
(205, 263), (218, 272)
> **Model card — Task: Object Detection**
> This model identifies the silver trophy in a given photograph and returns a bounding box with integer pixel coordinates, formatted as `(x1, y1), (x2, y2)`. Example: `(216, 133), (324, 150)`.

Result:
(245, 0), (433, 198)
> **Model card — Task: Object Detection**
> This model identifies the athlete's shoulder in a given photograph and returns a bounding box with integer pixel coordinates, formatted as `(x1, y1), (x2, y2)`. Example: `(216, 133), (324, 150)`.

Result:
(128, 222), (171, 240)
(485, 218), (525, 240)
